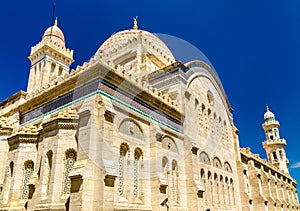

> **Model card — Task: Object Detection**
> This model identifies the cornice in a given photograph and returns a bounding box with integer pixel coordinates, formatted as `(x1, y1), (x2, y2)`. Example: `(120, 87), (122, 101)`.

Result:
(41, 118), (79, 134)
(7, 133), (38, 151)
(0, 127), (13, 137)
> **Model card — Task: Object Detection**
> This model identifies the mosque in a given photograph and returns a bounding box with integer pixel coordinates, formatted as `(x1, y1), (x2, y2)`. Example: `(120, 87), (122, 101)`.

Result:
(0, 17), (299, 211)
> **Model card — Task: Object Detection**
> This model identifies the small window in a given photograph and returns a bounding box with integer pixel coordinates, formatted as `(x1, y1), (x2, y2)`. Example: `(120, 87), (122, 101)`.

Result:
(58, 66), (63, 76)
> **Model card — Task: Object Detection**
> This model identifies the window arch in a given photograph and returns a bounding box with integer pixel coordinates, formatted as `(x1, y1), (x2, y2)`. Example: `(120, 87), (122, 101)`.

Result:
(199, 151), (210, 165)
(63, 148), (77, 195)
(224, 161), (232, 173)
(119, 119), (144, 140)
(162, 136), (178, 153)
(22, 160), (34, 199)
(213, 157), (222, 169)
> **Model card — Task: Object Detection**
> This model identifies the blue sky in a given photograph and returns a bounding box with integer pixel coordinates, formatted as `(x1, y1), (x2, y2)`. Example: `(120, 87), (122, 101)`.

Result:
(1, 0), (300, 197)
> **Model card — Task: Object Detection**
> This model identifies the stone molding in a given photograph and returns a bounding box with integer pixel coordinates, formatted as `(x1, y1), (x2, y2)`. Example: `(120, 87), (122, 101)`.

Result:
(41, 118), (79, 134)
(0, 127), (13, 137)
(7, 133), (38, 151)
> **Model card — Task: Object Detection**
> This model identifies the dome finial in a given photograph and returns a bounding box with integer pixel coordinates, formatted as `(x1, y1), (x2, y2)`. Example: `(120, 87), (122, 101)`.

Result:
(133, 16), (138, 30)
(266, 105), (269, 112)
(54, 17), (58, 26)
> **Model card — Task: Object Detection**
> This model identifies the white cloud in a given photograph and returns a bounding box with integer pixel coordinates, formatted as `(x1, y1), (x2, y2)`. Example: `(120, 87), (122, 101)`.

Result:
(290, 162), (300, 169)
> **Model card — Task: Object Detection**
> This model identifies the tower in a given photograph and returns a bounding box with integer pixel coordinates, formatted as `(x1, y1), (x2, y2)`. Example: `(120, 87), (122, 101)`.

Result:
(262, 106), (289, 174)
(27, 18), (74, 92)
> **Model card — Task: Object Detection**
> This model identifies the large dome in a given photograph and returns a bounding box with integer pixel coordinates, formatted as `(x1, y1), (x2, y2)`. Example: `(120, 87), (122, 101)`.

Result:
(94, 28), (175, 73)
(98, 29), (174, 61)
(42, 19), (65, 46)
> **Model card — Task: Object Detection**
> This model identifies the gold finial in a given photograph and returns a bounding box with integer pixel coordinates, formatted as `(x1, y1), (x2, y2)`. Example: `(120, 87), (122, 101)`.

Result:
(266, 105), (269, 112)
(54, 17), (58, 26)
(133, 16), (138, 30)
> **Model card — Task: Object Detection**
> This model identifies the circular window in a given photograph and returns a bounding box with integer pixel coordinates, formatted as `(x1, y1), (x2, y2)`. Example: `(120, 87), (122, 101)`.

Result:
(207, 90), (214, 106)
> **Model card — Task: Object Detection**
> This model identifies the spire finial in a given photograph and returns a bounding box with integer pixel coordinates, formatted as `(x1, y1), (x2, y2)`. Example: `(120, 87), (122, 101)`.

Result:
(133, 16), (138, 30)
(54, 17), (58, 26)
(266, 105), (269, 112)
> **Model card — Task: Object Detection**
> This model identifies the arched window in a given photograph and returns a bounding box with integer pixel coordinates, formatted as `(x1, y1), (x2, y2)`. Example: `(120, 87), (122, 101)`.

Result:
(119, 143), (129, 197)
(273, 152), (277, 160)
(133, 148), (143, 200)
(172, 160), (179, 204)
(22, 160), (34, 199)
(207, 109), (212, 129)
(243, 170), (250, 194)
(207, 171), (212, 205)
(220, 175), (224, 206)
(195, 99), (199, 109)
(63, 149), (77, 194)
(200, 169), (206, 203)
(46, 150), (53, 194)
(222, 120), (228, 141)
(9, 161), (14, 177)
(200, 104), (206, 127)
(58, 66), (63, 76)
(50, 62), (56, 79)
(162, 157), (169, 195)
(230, 178), (235, 207)
(225, 177), (230, 206)
(214, 173), (219, 205)
(279, 150), (283, 160)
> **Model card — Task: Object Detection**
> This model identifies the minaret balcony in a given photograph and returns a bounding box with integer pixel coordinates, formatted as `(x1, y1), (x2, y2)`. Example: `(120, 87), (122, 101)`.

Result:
(263, 138), (286, 147)
(262, 119), (280, 127)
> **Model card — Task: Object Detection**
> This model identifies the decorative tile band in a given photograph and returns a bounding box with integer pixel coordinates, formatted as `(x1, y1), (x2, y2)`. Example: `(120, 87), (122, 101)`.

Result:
(20, 79), (182, 133)
(20, 80), (100, 123)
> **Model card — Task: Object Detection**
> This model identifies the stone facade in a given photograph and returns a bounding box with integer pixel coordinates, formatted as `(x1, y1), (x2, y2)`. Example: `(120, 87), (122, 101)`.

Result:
(0, 20), (299, 211)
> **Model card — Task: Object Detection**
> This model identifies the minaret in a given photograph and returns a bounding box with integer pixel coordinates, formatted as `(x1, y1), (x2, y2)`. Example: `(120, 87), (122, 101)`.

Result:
(262, 106), (289, 174)
(27, 18), (74, 92)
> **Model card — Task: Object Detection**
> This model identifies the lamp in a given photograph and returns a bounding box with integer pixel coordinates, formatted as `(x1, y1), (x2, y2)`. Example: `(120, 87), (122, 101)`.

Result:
(160, 198), (169, 211)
